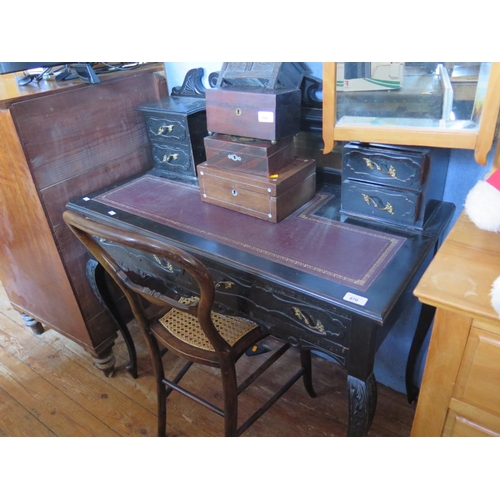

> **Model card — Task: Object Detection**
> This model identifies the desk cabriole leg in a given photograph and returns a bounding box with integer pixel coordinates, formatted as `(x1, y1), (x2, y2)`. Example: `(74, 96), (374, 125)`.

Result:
(346, 316), (378, 436)
(86, 259), (137, 378)
(347, 373), (377, 436)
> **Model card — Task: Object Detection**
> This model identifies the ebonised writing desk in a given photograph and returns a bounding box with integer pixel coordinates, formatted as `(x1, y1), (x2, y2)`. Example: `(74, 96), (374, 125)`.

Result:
(66, 169), (454, 436)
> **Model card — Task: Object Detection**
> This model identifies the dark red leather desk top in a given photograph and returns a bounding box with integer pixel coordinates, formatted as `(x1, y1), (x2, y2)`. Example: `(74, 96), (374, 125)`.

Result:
(93, 174), (405, 292)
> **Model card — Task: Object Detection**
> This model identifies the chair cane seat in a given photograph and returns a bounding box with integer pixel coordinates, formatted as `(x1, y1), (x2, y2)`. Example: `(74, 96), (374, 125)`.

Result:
(159, 307), (259, 352)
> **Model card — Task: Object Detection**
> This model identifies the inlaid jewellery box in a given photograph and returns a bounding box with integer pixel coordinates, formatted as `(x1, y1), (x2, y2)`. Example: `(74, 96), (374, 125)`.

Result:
(196, 158), (316, 223)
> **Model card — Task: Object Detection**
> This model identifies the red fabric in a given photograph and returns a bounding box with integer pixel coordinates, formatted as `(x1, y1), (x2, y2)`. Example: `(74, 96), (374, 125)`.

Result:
(487, 168), (500, 191)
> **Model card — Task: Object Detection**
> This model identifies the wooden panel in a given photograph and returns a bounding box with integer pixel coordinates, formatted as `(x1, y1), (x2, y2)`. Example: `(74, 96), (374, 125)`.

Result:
(443, 401), (500, 436)
(453, 327), (500, 418)
(0, 109), (89, 341)
(443, 410), (500, 436)
(411, 308), (472, 436)
(41, 147), (151, 232)
(11, 70), (163, 190)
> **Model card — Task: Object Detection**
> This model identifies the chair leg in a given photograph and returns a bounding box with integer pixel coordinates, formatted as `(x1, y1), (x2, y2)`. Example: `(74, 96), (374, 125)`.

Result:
(300, 349), (317, 398)
(145, 334), (167, 437)
(221, 362), (239, 437)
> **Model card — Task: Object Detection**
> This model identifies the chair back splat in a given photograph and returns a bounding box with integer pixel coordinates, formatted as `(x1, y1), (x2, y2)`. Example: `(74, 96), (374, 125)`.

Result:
(63, 210), (316, 436)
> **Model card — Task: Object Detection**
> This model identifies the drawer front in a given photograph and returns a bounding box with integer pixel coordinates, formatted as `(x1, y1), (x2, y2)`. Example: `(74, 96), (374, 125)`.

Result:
(151, 143), (194, 175)
(259, 286), (350, 364)
(341, 180), (421, 225)
(207, 265), (351, 364)
(453, 327), (500, 420)
(145, 114), (188, 144)
(343, 147), (427, 190)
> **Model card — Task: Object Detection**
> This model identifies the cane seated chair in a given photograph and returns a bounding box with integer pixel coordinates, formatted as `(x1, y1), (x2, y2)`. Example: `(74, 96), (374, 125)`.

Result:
(63, 210), (316, 437)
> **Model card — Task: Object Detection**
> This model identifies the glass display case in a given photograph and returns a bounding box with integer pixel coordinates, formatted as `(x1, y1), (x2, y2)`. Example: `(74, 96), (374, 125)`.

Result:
(323, 62), (500, 165)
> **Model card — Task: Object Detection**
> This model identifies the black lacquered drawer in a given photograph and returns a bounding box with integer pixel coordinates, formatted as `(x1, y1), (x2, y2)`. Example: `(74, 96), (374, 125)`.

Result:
(144, 113), (188, 144)
(343, 144), (428, 190)
(341, 179), (421, 226)
(206, 265), (351, 362)
(151, 143), (193, 174)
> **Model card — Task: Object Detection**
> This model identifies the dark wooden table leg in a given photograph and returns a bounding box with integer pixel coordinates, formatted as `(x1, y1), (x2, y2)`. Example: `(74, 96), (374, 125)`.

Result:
(21, 313), (44, 335)
(86, 259), (138, 378)
(405, 302), (436, 404)
(405, 240), (440, 404)
(347, 373), (377, 436)
(346, 316), (378, 436)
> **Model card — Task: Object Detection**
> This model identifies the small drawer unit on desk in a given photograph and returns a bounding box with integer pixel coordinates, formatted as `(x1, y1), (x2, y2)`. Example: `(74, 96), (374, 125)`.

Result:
(138, 96), (208, 183)
(340, 142), (449, 229)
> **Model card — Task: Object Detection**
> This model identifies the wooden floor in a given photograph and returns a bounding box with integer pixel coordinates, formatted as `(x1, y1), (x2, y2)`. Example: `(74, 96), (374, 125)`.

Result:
(0, 281), (415, 437)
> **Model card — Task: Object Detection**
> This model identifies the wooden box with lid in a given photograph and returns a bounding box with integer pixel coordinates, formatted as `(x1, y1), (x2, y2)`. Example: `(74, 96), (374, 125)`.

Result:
(203, 134), (295, 176)
(205, 87), (301, 142)
(196, 158), (316, 223)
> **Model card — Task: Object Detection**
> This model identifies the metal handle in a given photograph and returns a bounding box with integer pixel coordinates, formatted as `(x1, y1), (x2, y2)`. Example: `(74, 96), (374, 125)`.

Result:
(361, 194), (394, 214)
(227, 154), (242, 162)
(363, 158), (397, 179)
(292, 307), (326, 335)
(215, 280), (235, 289)
(162, 153), (179, 163)
(153, 255), (174, 272)
(157, 124), (174, 135)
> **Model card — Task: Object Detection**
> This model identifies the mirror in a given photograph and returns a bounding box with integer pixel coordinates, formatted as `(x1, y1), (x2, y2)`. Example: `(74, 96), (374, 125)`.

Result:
(323, 62), (500, 165)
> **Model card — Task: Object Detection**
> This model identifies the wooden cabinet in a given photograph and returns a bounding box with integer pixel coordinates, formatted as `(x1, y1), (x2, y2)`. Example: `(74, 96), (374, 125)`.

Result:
(412, 211), (500, 436)
(0, 65), (167, 373)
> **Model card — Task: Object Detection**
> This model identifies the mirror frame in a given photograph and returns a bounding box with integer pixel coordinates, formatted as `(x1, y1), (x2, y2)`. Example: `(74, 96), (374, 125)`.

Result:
(322, 62), (500, 166)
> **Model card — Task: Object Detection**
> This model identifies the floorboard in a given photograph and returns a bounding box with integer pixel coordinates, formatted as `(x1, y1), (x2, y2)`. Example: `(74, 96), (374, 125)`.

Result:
(0, 281), (415, 437)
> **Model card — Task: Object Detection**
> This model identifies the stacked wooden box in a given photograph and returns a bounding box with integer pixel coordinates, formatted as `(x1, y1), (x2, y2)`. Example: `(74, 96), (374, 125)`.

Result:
(196, 62), (317, 223)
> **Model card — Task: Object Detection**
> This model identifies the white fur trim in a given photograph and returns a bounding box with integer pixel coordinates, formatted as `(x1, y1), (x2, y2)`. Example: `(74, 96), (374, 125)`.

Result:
(491, 276), (500, 317)
(464, 180), (500, 232)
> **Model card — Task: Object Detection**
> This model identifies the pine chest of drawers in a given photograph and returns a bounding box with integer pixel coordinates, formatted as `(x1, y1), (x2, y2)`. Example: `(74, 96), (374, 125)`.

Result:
(341, 142), (449, 229)
(138, 96), (208, 184)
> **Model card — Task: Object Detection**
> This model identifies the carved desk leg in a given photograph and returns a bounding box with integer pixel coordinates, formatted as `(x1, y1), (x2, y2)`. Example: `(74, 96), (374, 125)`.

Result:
(347, 373), (377, 436)
(21, 313), (45, 335)
(346, 317), (378, 436)
(86, 259), (138, 378)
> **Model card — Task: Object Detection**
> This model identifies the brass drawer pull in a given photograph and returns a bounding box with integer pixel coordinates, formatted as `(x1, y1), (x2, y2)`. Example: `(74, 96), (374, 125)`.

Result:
(362, 194), (394, 214)
(162, 153), (179, 163)
(153, 255), (174, 272)
(215, 280), (235, 289)
(363, 158), (397, 179)
(292, 307), (326, 335)
(157, 124), (174, 135)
